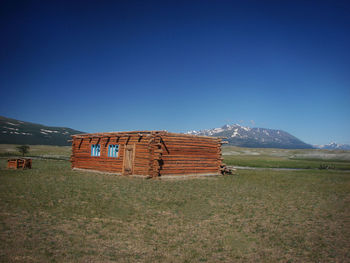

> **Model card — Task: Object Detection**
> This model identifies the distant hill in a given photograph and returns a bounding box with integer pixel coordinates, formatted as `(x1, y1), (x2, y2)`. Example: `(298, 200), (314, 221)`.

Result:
(314, 142), (350, 150)
(186, 124), (313, 149)
(0, 116), (84, 146)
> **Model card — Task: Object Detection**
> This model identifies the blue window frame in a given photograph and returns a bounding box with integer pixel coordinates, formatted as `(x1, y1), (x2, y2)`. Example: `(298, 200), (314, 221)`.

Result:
(91, 144), (101, 157)
(108, 144), (119, 157)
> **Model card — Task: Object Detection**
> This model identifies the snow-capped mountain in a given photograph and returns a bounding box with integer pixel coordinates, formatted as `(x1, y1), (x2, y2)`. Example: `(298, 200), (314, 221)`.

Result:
(186, 124), (313, 149)
(0, 116), (83, 146)
(314, 142), (350, 150)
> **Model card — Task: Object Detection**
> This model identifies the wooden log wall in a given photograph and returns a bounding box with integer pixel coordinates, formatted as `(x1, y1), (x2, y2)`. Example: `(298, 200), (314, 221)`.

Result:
(156, 132), (222, 176)
(71, 131), (223, 177)
(148, 132), (163, 178)
(7, 158), (32, 169)
(71, 133), (150, 175)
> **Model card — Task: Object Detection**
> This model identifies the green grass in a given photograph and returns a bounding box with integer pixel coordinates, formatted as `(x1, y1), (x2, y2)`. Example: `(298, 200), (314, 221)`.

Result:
(1, 158), (350, 262)
(223, 146), (350, 170)
(0, 144), (71, 159)
(224, 155), (350, 170)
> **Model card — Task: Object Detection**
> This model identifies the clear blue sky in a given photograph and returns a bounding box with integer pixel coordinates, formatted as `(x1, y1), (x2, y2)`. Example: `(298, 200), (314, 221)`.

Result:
(1, 0), (349, 145)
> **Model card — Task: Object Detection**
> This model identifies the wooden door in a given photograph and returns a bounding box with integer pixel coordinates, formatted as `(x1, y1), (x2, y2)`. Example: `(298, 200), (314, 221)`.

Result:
(123, 145), (134, 175)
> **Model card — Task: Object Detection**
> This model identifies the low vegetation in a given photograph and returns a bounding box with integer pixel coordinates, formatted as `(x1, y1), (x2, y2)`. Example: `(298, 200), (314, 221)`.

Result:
(223, 146), (350, 170)
(16, 145), (30, 157)
(0, 145), (350, 262)
(0, 144), (71, 160)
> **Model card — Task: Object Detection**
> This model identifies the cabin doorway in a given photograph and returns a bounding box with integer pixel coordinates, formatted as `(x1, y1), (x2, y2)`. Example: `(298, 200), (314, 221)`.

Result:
(123, 144), (134, 175)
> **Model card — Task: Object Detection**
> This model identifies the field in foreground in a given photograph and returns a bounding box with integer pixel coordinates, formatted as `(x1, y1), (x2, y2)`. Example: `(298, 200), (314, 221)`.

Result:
(1, 157), (349, 262)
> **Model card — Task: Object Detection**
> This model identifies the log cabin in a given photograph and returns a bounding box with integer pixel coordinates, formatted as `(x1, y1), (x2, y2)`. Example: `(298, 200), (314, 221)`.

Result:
(71, 131), (224, 178)
(7, 158), (32, 169)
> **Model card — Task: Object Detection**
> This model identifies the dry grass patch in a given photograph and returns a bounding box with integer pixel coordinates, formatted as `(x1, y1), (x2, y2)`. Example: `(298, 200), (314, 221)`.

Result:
(0, 158), (349, 262)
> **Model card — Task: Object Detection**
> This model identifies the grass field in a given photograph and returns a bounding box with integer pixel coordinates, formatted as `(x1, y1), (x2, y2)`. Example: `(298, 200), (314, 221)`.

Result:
(0, 145), (350, 262)
(223, 146), (350, 170)
(0, 144), (71, 159)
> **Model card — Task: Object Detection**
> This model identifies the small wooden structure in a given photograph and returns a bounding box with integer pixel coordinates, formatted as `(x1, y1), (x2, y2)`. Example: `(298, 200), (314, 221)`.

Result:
(7, 158), (32, 169)
(71, 131), (225, 178)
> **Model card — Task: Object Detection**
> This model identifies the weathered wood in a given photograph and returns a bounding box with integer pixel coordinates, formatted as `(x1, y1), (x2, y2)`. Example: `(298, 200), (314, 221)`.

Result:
(71, 131), (223, 177)
(123, 144), (134, 175)
(7, 158), (32, 169)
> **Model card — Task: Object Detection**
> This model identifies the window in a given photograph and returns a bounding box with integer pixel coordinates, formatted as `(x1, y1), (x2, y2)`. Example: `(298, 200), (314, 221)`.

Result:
(91, 144), (101, 157)
(108, 144), (119, 157)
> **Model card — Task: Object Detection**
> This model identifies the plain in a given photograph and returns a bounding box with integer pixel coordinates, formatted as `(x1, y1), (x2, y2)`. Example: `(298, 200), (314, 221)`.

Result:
(0, 145), (349, 262)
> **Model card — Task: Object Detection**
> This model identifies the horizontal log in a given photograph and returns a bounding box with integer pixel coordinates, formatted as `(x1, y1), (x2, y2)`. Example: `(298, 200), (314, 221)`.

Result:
(72, 131), (223, 176)
(72, 131), (221, 143)
(160, 170), (219, 175)
(162, 155), (220, 160)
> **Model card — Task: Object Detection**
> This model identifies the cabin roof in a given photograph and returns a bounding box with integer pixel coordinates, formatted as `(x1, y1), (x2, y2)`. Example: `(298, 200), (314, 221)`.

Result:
(71, 130), (222, 141)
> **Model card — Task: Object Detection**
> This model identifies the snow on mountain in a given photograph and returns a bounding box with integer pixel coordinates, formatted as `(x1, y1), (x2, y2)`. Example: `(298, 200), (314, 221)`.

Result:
(314, 142), (350, 150)
(186, 124), (313, 149)
(0, 116), (84, 146)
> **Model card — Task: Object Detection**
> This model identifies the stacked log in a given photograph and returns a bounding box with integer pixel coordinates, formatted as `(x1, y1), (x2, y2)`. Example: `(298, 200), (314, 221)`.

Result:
(71, 131), (223, 177)
(157, 132), (222, 176)
(7, 158), (32, 169)
(147, 132), (163, 178)
(220, 164), (236, 175)
(71, 133), (150, 175)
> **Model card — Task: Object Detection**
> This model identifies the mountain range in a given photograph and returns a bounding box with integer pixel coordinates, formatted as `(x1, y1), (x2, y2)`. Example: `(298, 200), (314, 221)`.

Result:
(314, 142), (350, 150)
(0, 116), (83, 146)
(1, 116), (349, 149)
(186, 124), (314, 149)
